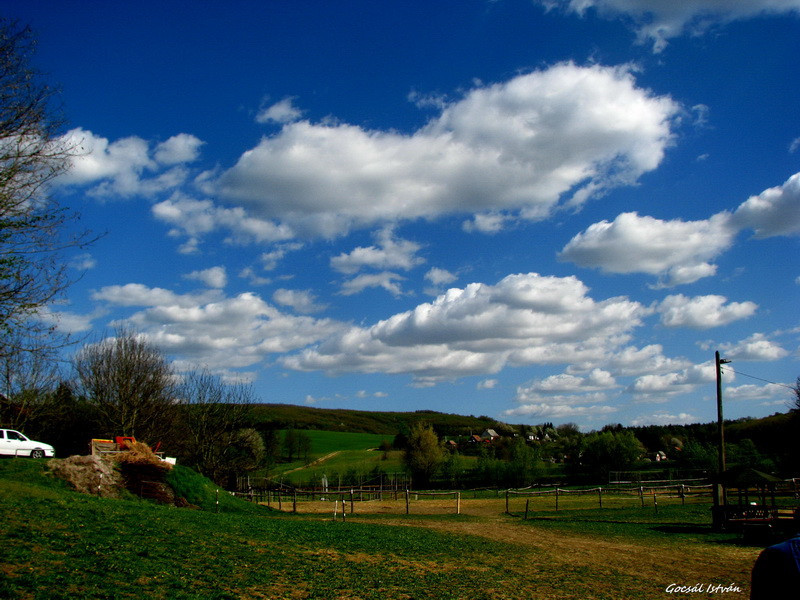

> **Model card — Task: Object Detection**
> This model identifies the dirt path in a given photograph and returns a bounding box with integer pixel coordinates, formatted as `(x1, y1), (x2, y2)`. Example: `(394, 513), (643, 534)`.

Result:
(282, 451), (341, 475)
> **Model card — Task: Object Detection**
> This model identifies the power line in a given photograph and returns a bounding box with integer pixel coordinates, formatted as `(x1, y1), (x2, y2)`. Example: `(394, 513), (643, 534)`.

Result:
(723, 365), (795, 391)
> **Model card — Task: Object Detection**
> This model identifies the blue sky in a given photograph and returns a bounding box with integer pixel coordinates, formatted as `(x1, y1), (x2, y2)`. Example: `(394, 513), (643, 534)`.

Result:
(6, 1), (799, 429)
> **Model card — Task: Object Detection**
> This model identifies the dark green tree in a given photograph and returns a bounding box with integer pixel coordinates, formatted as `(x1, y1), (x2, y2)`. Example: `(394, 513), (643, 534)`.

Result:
(580, 430), (644, 480)
(403, 422), (444, 488)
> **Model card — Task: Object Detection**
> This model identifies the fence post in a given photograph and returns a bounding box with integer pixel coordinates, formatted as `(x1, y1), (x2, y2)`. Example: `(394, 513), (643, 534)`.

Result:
(639, 486), (644, 508)
(505, 489), (510, 514)
(525, 498), (530, 520)
(293, 490), (297, 513)
(598, 487), (602, 509)
(555, 488), (559, 512)
(653, 491), (658, 514)
(405, 489), (410, 515)
(333, 499), (338, 521)
(215, 488), (219, 513)
(350, 489), (354, 514)
(680, 484), (686, 506)
(457, 492), (461, 515)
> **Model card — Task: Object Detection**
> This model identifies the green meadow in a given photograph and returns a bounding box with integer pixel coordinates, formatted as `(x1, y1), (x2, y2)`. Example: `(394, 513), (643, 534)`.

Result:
(0, 459), (763, 599)
(267, 430), (400, 485)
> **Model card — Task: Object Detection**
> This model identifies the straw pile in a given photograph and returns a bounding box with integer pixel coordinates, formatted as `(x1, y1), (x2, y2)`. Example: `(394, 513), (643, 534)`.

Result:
(48, 455), (123, 498)
(49, 441), (176, 504)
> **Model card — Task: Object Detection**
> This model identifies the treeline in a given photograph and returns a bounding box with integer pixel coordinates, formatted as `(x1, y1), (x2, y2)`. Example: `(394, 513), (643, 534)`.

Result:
(396, 413), (800, 489)
(249, 404), (502, 437)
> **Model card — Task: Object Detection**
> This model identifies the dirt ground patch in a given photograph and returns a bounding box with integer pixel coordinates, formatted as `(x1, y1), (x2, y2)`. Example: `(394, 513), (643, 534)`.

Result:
(268, 496), (759, 596)
(48, 455), (123, 497)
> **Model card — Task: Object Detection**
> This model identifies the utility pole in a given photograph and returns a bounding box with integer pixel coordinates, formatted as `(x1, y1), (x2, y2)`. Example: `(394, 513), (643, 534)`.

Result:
(715, 350), (731, 475)
(712, 350), (731, 528)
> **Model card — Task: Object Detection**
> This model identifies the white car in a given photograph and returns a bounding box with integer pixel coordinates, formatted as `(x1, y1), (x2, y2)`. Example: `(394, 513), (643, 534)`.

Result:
(0, 429), (55, 458)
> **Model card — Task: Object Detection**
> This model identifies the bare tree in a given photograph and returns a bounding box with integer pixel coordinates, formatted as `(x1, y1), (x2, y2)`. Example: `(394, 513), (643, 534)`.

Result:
(0, 19), (93, 354)
(73, 329), (178, 442)
(792, 376), (800, 412)
(177, 368), (255, 485)
(0, 330), (62, 430)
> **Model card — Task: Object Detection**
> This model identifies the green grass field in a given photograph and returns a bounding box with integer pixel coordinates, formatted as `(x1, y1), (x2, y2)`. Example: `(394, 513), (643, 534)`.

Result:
(291, 430), (392, 455)
(1, 458), (767, 599)
(268, 430), (399, 485)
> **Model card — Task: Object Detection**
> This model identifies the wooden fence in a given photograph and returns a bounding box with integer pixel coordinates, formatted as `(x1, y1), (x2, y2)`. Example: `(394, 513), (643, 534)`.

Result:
(505, 483), (714, 516)
(231, 482), (720, 518)
(232, 486), (463, 517)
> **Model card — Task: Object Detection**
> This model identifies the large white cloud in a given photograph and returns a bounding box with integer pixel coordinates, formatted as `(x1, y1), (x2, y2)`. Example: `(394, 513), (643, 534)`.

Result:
(218, 63), (679, 237)
(731, 171), (800, 238)
(504, 398), (617, 419)
(100, 287), (346, 371)
(518, 369), (618, 395)
(630, 411), (698, 426)
(283, 272), (647, 384)
(559, 171), (800, 286)
(91, 283), (222, 308)
(152, 194), (295, 252)
(629, 360), (722, 399)
(718, 333), (789, 361)
(559, 211), (736, 286)
(58, 128), (201, 197)
(657, 294), (757, 329)
(540, 1), (800, 52)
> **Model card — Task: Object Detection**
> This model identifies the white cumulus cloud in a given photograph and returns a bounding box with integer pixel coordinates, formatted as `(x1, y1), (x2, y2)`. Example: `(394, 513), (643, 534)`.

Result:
(629, 360), (722, 400)
(540, 1), (800, 52)
(559, 171), (800, 287)
(283, 272), (647, 385)
(657, 294), (757, 329)
(183, 266), (227, 288)
(719, 333), (789, 361)
(256, 97), (303, 124)
(331, 228), (425, 274)
(58, 128), (198, 197)
(731, 171), (800, 238)
(112, 290), (346, 371)
(338, 272), (407, 297)
(218, 63), (679, 237)
(559, 211), (736, 287)
(154, 133), (204, 165)
(272, 289), (328, 314)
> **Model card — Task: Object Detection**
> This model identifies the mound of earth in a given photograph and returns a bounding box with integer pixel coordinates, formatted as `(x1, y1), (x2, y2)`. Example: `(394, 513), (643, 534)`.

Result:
(48, 441), (184, 506)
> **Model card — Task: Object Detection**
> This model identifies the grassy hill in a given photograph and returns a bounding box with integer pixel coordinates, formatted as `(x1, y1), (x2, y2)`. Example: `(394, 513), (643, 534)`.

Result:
(250, 403), (504, 436)
(265, 429), (402, 485)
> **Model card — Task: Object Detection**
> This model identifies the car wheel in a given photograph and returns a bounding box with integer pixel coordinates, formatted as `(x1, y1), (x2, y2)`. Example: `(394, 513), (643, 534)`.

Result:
(30, 449), (45, 459)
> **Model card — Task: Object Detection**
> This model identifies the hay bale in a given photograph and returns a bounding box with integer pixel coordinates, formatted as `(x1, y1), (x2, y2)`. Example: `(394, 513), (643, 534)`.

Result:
(111, 440), (174, 502)
(48, 455), (123, 497)
(49, 443), (189, 507)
